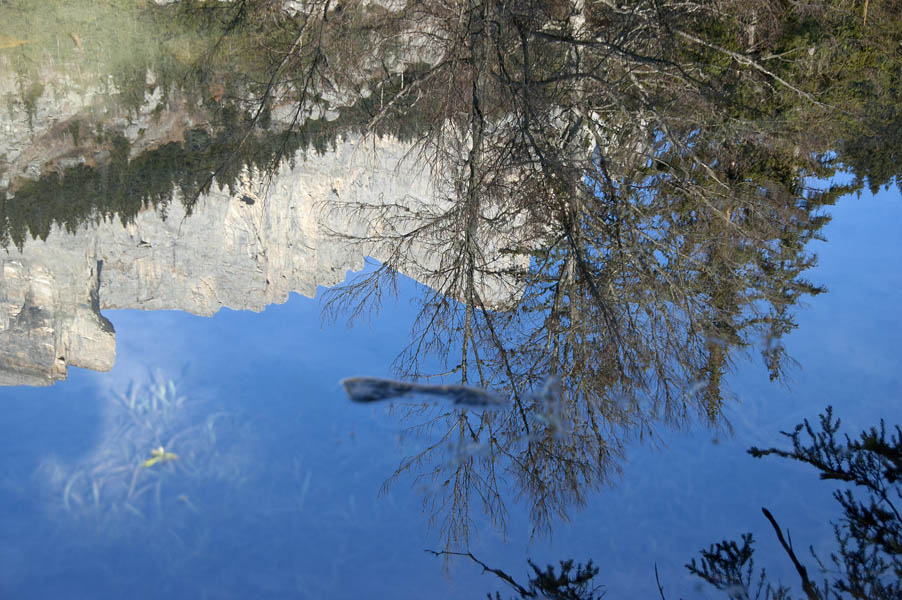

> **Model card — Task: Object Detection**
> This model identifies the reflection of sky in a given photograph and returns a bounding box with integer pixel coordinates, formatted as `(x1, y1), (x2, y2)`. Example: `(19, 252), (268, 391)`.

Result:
(0, 184), (899, 599)
(555, 183), (902, 598)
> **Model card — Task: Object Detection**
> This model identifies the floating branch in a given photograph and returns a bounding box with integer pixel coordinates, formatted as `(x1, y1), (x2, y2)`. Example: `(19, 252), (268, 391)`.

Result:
(340, 376), (507, 407)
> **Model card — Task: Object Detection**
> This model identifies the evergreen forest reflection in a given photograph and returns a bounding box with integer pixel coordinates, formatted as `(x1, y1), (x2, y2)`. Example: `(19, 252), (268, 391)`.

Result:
(1, 0), (900, 597)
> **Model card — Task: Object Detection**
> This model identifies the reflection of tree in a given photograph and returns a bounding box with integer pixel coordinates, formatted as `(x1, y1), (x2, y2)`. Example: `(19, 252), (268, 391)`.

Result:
(429, 549), (605, 600)
(690, 408), (902, 600)
(432, 409), (902, 599)
(319, 0), (898, 552)
(684, 409), (902, 599)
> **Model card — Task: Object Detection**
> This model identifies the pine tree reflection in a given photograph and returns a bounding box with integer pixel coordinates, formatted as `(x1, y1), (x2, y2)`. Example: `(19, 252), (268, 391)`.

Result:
(428, 408), (902, 599)
(314, 0), (901, 554)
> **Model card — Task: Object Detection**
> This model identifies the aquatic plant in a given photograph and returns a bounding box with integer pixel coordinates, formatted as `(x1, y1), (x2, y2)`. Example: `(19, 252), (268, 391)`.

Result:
(38, 369), (248, 539)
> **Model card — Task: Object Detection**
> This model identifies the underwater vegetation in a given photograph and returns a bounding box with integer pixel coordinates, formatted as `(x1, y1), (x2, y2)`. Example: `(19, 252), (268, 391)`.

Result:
(36, 369), (249, 539)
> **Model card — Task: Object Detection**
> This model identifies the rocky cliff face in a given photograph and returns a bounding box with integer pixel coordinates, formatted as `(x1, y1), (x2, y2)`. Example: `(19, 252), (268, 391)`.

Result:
(0, 13), (527, 386)
(1, 252), (114, 386)
(93, 137), (433, 314)
(1, 134), (525, 386)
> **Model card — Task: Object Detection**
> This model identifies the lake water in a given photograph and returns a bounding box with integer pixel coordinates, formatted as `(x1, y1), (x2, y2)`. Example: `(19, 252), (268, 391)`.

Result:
(2, 2), (900, 598)
(1, 184), (898, 599)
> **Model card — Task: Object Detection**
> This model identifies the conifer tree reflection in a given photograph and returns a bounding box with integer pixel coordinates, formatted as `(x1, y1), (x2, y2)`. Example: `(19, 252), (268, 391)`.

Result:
(429, 409), (902, 599)
(321, 0), (900, 552)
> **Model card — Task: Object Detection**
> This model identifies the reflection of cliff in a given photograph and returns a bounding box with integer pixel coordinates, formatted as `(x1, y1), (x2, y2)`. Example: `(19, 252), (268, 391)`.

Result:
(1, 258), (114, 386)
(0, 137), (524, 386)
(95, 137), (433, 313)
(0, 1), (536, 386)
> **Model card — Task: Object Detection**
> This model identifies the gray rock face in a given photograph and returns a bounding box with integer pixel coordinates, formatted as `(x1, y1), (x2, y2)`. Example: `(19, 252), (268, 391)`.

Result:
(1, 255), (115, 386)
(1, 33), (528, 386)
(93, 138), (423, 315)
(1, 136), (526, 386)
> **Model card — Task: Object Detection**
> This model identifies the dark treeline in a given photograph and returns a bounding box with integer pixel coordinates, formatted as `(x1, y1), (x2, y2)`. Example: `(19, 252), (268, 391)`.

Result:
(0, 0), (433, 250)
(1, 108), (372, 250)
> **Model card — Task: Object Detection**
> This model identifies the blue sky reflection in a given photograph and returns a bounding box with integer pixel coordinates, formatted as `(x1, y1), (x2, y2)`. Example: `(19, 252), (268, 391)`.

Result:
(0, 185), (899, 599)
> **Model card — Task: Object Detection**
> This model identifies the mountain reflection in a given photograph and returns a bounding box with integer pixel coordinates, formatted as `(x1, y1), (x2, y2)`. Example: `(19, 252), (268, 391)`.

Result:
(0, 130), (468, 385)
(2, 0), (900, 569)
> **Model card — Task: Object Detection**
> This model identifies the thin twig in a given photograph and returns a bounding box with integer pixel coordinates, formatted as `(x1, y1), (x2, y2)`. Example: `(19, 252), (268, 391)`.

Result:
(425, 549), (531, 597)
(761, 507), (820, 600)
(674, 30), (825, 107)
(655, 563), (668, 600)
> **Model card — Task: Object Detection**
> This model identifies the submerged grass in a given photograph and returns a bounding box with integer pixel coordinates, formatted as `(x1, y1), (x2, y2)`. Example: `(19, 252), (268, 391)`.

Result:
(39, 369), (251, 538)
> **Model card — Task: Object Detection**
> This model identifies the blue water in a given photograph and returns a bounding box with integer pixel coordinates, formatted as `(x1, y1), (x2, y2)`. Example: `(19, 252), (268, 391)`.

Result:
(1, 184), (899, 598)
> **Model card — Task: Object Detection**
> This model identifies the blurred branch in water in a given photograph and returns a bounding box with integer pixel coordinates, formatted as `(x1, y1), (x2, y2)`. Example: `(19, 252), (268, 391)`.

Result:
(341, 376), (507, 407)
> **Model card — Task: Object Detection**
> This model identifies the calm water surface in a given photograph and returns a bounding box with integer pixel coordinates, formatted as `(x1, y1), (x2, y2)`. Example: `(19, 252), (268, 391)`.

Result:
(0, 188), (898, 599)
(1, 2), (900, 598)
